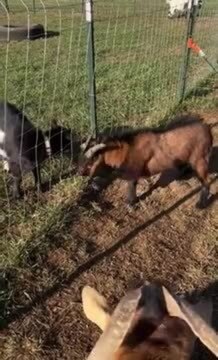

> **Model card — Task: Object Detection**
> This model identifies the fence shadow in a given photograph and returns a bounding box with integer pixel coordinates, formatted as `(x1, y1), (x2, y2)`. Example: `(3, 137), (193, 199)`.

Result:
(1, 175), (217, 330)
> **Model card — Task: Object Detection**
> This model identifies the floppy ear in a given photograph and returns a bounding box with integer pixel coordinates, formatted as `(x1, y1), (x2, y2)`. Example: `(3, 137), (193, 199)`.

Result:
(82, 286), (111, 331)
(163, 286), (218, 356)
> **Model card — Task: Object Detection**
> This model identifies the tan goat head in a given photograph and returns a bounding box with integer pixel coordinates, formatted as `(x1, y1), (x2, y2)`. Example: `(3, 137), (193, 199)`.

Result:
(82, 283), (218, 360)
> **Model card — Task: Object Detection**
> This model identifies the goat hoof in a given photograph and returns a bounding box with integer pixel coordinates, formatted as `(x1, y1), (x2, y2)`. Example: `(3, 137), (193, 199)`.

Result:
(127, 197), (138, 207)
(196, 199), (207, 209)
(91, 182), (101, 192)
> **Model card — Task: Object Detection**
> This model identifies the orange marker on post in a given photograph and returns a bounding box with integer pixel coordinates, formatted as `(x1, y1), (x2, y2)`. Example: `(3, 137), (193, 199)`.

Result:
(187, 37), (217, 71)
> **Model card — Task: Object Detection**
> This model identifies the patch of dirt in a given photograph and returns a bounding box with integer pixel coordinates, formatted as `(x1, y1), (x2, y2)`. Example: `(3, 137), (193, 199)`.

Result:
(0, 112), (218, 360)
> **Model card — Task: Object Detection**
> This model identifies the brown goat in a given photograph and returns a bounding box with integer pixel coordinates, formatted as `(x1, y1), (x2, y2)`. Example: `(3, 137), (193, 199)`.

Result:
(82, 283), (218, 360)
(78, 116), (213, 208)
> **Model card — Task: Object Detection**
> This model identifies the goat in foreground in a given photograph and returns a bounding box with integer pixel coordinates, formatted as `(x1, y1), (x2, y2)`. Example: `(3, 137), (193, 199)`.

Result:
(0, 102), (72, 198)
(82, 282), (218, 360)
(78, 115), (213, 208)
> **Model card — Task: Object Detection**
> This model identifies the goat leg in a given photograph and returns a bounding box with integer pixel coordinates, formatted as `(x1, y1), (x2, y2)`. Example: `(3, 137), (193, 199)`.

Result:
(127, 180), (138, 206)
(197, 183), (210, 209)
(33, 166), (42, 193)
(194, 159), (210, 209)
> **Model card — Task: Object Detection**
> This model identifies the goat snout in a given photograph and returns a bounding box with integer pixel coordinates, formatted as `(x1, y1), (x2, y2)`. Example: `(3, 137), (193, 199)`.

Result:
(78, 163), (91, 176)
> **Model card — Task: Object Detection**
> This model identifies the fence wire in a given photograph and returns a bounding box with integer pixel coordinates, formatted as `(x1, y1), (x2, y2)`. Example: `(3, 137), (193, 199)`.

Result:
(0, 0), (217, 265)
(186, 0), (218, 94)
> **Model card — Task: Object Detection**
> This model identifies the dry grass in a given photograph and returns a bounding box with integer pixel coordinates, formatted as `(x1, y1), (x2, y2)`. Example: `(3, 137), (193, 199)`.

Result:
(0, 1), (217, 358)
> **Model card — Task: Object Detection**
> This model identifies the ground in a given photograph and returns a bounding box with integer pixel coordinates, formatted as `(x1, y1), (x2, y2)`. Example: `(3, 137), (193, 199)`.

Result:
(0, 107), (217, 359)
(0, 1), (218, 359)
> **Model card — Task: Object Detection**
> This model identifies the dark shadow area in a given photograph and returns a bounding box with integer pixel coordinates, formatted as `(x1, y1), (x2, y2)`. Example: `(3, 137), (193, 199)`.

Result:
(77, 166), (117, 210)
(186, 86), (213, 98)
(0, 24), (60, 42)
(43, 30), (60, 39)
(209, 145), (218, 174)
(27, 30), (60, 40)
(1, 175), (217, 330)
(183, 76), (216, 102)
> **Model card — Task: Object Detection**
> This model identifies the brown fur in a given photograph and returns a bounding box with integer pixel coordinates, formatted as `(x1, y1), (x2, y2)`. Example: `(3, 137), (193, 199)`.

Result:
(79, 116), (213, 208)
(114, 316), (194, 360)
(82, 285), (201, 360)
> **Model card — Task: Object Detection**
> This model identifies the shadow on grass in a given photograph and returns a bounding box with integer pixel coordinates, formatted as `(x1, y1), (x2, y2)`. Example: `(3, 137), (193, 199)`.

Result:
(0, 174), (217, 330)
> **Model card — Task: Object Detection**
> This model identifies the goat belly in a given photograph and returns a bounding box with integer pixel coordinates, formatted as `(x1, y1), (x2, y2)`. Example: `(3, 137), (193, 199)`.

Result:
(118, 165), (141, 180)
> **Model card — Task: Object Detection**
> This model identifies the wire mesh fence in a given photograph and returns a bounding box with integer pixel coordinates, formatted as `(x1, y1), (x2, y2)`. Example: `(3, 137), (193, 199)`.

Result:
(0, 0), (217, 266)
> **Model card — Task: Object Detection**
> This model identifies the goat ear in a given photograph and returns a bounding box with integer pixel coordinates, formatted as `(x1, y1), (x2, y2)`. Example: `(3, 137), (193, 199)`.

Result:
(191, 298), (213, 325)
(82, 286), (111, 331)
(163, 286), (218, 356)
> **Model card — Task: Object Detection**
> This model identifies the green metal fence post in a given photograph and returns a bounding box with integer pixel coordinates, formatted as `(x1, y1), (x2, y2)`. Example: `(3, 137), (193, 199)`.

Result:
(4, 0), (9, 12)
(179, 0), (198, 102)
(82, 0), (85, 14)
(33, 0), (36, 14)
(86, 0), (98, 138)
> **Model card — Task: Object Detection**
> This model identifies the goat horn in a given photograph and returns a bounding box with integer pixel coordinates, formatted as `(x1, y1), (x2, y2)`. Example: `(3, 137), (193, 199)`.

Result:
(163, 286), (218, 356)
(80, 134), (93, 152)
(85, 143), (107, 159)
(86, 287), (142, 360)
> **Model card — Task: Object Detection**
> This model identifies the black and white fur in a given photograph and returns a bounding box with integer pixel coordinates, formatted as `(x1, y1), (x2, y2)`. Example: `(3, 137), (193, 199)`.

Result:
(0, 102), (72, 198)
(167, 0), (203, 19)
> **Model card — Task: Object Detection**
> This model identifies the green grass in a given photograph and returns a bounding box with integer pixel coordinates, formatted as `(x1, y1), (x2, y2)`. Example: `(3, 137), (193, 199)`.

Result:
(0, 0), (218, 328)
(0, 0), (217, 130)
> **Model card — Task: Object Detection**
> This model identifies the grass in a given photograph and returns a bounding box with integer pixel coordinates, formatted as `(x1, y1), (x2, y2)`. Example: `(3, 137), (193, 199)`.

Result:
(0, 1), (217, 356)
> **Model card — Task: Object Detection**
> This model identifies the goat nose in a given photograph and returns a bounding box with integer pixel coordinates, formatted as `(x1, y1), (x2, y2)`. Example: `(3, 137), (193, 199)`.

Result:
(78, 166), (85, 176)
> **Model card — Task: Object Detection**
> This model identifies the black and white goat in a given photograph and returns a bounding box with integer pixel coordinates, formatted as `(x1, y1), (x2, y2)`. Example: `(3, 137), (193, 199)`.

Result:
(0, 101), (72, 198)
(166, 0), (203, 19)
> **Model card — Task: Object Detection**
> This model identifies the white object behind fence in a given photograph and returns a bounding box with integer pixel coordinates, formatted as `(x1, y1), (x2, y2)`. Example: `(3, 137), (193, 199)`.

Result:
(166, 0), (203, 18)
